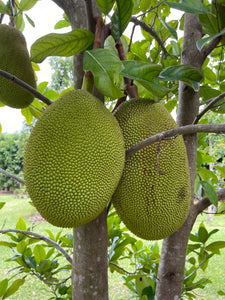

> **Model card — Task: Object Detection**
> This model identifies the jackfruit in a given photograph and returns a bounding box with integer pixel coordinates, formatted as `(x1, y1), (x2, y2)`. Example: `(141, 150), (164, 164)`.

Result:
(112, 98), (191, 240)
(24, 89), (125, 228)
(0, 24), (36, 108)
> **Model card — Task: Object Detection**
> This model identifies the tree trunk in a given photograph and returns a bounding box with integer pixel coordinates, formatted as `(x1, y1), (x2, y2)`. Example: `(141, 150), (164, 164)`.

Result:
(51, 1), (109, 299)
(155, 13), (202, 300)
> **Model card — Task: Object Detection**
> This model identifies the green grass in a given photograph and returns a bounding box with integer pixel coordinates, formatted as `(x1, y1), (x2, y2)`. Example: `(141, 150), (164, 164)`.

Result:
(0, 194), (225, 299)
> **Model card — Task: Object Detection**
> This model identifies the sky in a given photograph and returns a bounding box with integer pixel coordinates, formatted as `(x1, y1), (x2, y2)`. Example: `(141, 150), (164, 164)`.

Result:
(0, 0), (65, 134)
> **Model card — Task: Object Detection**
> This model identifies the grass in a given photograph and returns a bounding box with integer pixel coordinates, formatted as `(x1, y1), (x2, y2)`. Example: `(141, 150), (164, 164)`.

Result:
(0, 194), (225, 299)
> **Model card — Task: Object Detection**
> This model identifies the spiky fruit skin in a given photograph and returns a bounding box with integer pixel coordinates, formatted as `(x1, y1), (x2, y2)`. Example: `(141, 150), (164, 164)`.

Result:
(0, 24), (36, 108)
(112, 98), (191, 240)
(24, 90), (125, 228)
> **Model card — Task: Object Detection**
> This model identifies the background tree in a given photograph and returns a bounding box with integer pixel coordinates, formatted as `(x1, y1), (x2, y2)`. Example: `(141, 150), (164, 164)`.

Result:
(1, 0), (225, 299)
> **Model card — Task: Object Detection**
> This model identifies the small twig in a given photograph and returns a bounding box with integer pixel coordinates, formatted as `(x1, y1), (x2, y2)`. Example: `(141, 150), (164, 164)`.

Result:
(31, 271), (71, 286)
(0, 69), (52, 106)
(30, 212), (39, 231)
(0, 168), (25, 184)
(0, 229), (73, 264)
(109, 262), (137, 276)
(184, 252), (206, 281)
(126, 123), (225, 159)
(182, 278), (209, 291)
(193, 91), (225, 124)
(130, 16), (170, 58)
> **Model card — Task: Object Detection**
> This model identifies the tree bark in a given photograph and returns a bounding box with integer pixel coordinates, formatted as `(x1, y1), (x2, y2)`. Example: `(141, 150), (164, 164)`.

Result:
(155, 13), (202, 300)
(51, 1), (109, 299)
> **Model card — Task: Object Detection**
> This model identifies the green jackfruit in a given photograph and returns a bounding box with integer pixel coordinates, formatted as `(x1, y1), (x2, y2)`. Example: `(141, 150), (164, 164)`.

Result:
(0, 24), (36, 108)
(24, 90), (125, 228)
(112, 98), (191, 240)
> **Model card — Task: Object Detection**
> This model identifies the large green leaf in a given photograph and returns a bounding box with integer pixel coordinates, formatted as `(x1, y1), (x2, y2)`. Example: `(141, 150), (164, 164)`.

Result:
(0, 201), (5, 209)
(196, 29), (225, 52)
(111, 0), (134, 41)
(200, 181), (218, 207)
(206, 241), (225, 254)
(165, 0), (209, 14)
(120, 61), (162, 82)
(95, 0), (115, 14)
(159, 65), (203, 92)
(83, 49), (124, 99)
(19, 0), (38, 11)
(199, 13), (218, 36)
(2, 279), (25, 299)
(16, 217), (26, 231)
(31, 29), (95, 63)
(159, 17), (178, 40)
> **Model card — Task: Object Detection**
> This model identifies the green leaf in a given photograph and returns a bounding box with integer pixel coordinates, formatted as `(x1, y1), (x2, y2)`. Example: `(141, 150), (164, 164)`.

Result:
(16, 217), (26, 231)
(199, 13), (218, 35)
(200, 181), (218, 207)
(33, 244), (46, 265)
(24, 14), (35, 27)
(138, 79), (170, 98)
(83, 49), (124, 99)
(29, 98), (44, 119)
(0, 201), (5, 209)
(31, 29), (95, 63)
(159, 65), (203, 92)
(45, 229), (56, 242)
(2, 278), (25, 299)
(109, 263), (126, 275)
(206, 241), (225, 254)
(159, 17), (178, 40)
(24, 256), (36, 269)
(218, 290), (225, 296)
(111, 0), (134, 41)
(38, 259), (52, 274)
(17, 240), (27, 254)
(216, 202), (225, 215)
(196, 29), (225, 51)
(121, 61), (162, 82)
(0, 279), (8, 297)
(0, 0), (10, 14)
(95, 0), (115, 14)
(198, 223), (208, 244)
(19, 0), (38, 11)
(54, 20), (71, 29)
(165, 0), (209, 14)
(21, 107), (33, 125)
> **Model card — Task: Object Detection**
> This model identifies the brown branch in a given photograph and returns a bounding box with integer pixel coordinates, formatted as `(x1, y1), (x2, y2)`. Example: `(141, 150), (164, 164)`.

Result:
(195, 187), (225, 213)
(0, 69), (52, 106)
(194, 91), (225, 124)
(126, 123), (225, 158)
(130, 16), (170, 58)
(197, 34), (224, 66)
(0, 228), (73, 264)
(0, 168), (25, 184)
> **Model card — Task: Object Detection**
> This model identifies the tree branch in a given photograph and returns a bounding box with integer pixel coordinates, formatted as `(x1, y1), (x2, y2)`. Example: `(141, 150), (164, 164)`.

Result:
(0, 168), (25, 184)
(31, 271), (71, 286)
(84, 0), (95, 33)
(0, 69), (52, 106)
(194, 91), (225, 124)
(0, 229), (73, 264)
(130, 16), (170, 58)
(195, 187), (225, 213)
(197, 34), (224, 65)
(126, 123), (225, 158)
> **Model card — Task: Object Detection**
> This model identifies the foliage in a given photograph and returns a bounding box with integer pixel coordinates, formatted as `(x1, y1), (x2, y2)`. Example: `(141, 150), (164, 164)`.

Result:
(0, 133), (24, 190)
(1, 0), (225, 299)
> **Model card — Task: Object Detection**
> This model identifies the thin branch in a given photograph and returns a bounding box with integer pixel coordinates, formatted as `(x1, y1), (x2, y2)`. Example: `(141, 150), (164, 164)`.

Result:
(182, 279), (209, 291)
(130, 16), (170, 58)
(195, 187), (225, 213)
(193, 91), (225, 124)
(197, 34), (224, 65)
(31, 271), (71, 286)
(0, 229), (73, 264)
(0, 168), (25, 184)
(184, 252), (206, 281)
(0, 69), (52, 106)
(109, 262), (137, 276)
(126, 123), (225, 158)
